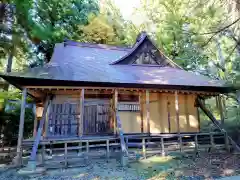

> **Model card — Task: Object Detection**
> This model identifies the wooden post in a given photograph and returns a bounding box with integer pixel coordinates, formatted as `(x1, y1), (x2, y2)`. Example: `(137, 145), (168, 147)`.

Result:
(33, 104), (37, 137)
(194, 135), (198, 153)
(16, 88), (27, 166)
(139, 92), (144, 133)
(125, 137), (128, 151)
(86, 141), (89, 153)
(146, 90), (150, 134)
(41, 145), (45, 165)
(210, 133), (215, 149)
(179, 135), (183, 152)
(106, 140), (110, 158)
(79, 89), (84, 136)
(142, 138), (146, 158)
(114, 89), (118, 134)
(175, 91), (180, 133)
(161, 137), (165, 156)
(64, 142), (68, 167)
(224, 132), (230, 152)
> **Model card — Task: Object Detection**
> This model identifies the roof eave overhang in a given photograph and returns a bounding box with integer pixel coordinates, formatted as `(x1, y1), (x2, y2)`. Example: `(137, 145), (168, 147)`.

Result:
(0, 75), (234, 94)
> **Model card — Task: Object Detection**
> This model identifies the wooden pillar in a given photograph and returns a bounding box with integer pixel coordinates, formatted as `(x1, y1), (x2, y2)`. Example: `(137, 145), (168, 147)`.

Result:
(44, 100), (52, 137)
(33, 104), (37, 137)
(16, 88), (27, 166)
(175, 91), (180, 133)
(114, 89), (118, 134)
(146, 90), (150, 134)
(139, 92), (144, 133)
(79, 89), (84, 136)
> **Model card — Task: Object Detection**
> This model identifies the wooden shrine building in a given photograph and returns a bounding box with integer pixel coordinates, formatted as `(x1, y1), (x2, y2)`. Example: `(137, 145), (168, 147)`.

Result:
(0, 32), (236, 168)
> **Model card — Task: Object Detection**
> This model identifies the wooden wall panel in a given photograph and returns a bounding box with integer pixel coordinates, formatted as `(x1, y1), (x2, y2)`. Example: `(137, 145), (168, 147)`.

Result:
(149, 93), (161, 133)
(168, 94), (178, 133)
(159, 93), (169, 133)
(120, 112), (141, 133)
(179, 94), (188, 132)
(186, 94), (199, 132)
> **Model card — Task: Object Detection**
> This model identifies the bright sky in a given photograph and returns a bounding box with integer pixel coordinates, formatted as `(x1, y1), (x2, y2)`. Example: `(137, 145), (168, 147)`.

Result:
(113, 0), (141, 19)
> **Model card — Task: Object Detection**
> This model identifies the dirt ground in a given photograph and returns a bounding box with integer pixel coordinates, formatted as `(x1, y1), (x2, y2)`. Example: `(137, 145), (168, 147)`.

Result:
(0, 151), (240, 180)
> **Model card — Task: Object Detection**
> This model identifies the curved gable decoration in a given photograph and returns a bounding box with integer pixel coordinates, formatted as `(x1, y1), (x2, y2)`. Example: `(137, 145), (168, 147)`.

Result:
(110, 32), (181, 69)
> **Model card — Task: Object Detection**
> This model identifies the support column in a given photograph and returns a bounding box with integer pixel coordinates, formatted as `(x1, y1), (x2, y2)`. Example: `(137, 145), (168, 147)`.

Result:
(79, 89), (84, 136)
(16, 88), (27, 166)
(146, 90), (150, 134)
(175, 91), (180, 133)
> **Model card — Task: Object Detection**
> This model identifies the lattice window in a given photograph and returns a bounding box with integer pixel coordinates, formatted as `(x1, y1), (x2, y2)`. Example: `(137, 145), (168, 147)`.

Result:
(48, 103), (80, 137)
(118, 103), (140, 112)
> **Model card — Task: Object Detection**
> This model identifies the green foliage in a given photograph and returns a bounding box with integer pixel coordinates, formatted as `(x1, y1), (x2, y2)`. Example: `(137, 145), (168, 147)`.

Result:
(0, 104), (34, 146)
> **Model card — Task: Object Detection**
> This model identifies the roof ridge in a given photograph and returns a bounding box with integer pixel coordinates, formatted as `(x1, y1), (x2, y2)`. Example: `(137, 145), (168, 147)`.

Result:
(64, 40), (132, 52)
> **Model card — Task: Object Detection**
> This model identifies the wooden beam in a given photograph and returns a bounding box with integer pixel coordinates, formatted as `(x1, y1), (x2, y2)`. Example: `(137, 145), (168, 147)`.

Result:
(175, 91), (180, 133)
(114, 89), (118, 134)
(25, 86), (218, 96)
(16, 88), (27, 165)
(146, 90), (150, 134)
(79, 89), (85, 136)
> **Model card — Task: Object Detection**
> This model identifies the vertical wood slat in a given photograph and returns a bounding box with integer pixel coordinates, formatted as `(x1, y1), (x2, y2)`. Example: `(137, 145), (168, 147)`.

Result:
(175, 91), (180, 133)
(139, 92), (144, 133)
(79, 89), (84, 136)
(146, 90), (150, 134)
(16, 88), (27, 166)
(114, 89), (118, 134)
(184, 95), (190, 130)
(167, 95), (171, 133)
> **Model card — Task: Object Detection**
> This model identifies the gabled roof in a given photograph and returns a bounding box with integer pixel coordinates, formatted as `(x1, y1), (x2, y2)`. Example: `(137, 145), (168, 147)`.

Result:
(110, 32), (180, 68)
(0, 32), (233, 93)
